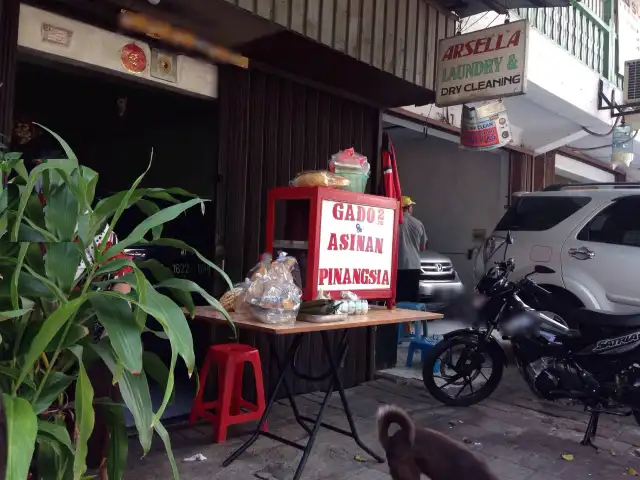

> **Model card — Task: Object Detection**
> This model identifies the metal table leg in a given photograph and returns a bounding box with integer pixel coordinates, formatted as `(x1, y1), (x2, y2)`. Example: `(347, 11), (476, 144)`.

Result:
(222, 329), (383, 480)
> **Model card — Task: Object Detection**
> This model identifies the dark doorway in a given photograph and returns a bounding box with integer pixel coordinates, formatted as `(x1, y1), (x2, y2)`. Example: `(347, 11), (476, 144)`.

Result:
(14, 55), (218, 423)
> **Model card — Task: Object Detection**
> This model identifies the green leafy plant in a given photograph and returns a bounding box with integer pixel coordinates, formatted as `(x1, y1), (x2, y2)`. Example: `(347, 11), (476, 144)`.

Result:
(0, 126), (234, 480)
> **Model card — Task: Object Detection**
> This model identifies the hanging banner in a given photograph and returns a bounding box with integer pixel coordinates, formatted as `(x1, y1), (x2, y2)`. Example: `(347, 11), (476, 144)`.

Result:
(461, 100), (513, 150)
(436, 21), (529, 107)
(612, 124), (635, 169)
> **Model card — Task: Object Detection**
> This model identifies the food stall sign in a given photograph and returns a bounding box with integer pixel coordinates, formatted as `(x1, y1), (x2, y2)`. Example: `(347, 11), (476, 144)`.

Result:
(317, 200), (396, 291)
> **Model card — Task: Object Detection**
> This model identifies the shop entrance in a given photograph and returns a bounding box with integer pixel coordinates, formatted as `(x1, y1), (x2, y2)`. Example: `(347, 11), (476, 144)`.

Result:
(378, 118), (509, 377)
(13, 55), (218, 423)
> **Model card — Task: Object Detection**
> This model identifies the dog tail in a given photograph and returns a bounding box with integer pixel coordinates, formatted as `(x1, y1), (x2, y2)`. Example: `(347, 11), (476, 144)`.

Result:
(377, 405), (416, 450)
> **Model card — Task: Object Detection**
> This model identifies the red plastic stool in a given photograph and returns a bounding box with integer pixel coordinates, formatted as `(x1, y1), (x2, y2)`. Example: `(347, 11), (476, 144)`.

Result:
(189, 344), (267, 442)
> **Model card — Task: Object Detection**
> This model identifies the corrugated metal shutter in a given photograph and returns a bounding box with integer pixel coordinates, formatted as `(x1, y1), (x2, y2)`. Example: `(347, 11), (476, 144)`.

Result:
(216, 65), (379, 395)
(218, 65), (381, 280)
(225, 0), (456, 91)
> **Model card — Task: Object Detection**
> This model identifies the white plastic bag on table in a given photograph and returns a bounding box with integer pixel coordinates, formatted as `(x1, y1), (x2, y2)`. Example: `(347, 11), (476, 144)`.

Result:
(244, 253), (302, 324)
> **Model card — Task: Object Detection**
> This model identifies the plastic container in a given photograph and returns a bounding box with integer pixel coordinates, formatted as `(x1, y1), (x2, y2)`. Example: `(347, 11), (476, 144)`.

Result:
(249, 304), (298, 325)
(337, 171), (369, 193)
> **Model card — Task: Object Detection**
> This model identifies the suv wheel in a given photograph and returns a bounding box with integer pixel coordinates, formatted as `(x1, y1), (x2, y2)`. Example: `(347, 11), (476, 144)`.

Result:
(539, 286), (583, 329)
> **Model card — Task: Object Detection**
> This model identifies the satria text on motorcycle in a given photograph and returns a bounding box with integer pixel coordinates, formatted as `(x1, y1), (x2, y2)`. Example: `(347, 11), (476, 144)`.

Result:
(422, 231), (640, 450)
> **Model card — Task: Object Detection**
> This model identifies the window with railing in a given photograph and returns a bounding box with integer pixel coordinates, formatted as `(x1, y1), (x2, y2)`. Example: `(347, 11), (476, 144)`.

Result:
(514, 0), (621, 85)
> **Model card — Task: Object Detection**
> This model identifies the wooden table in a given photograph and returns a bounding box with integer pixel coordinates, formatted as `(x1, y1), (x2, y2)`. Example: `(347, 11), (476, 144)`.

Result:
(193, 306), (442, 480)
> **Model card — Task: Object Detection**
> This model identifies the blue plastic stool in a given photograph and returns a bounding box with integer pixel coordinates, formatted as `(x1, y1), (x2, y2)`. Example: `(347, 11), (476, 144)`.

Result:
(396, 302), (428, 345)
(407, 335), (443, 371)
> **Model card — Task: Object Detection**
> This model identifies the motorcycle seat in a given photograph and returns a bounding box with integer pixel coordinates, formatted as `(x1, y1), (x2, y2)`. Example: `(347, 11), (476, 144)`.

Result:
(570, 308), (640, 328)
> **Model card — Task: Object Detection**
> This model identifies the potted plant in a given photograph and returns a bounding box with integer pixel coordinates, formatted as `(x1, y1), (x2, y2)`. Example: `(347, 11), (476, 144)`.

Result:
(0, 126), (233, 480)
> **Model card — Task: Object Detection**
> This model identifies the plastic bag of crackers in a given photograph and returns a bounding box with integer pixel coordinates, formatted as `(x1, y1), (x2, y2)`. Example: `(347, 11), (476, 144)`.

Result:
(244, 252), (302, 324)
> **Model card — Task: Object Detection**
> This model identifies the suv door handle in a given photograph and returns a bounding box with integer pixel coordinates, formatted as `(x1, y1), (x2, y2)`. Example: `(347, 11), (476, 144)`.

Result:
(569, 246), (595, 260)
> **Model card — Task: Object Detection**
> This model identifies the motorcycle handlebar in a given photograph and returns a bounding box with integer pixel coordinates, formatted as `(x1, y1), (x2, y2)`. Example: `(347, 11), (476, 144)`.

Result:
(521, 277), (552, 297)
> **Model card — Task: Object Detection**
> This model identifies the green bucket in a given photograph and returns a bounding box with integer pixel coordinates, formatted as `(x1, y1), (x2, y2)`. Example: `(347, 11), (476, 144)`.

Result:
(337, 171), (369, 193)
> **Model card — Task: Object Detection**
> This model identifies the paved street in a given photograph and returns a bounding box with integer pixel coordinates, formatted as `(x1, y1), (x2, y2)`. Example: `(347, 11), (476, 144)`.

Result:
(126, 367), (640, 479)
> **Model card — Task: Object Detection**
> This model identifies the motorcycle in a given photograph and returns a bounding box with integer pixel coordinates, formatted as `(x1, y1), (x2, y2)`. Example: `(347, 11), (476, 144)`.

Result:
(422, 231), (640, 448)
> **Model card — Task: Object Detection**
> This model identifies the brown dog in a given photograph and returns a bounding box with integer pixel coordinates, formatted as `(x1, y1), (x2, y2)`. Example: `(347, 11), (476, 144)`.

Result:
(377, 405), (499, 480)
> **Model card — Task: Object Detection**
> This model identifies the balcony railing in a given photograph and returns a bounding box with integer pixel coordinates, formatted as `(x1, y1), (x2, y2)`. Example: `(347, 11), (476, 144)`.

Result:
(514, 0), (619, 85)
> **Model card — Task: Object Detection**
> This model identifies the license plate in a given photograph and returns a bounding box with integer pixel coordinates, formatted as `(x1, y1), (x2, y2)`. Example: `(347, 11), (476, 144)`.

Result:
(172, 263), (190, 275)
(472, 293), (489, 308)
(172, 263), (212, 276)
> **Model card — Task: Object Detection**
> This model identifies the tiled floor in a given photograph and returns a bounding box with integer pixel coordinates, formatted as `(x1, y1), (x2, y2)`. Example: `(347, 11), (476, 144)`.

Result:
(126, 366), (640, 479)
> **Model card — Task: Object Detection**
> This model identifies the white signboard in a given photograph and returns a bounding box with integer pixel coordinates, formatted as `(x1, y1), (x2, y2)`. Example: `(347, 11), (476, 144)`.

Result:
(618, 0), (640, 74)
(436, 20), (529, 107)
(317, 200), (395, 291)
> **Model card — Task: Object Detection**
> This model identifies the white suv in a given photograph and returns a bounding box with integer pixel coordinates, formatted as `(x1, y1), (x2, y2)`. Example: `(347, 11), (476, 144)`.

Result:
(476, 183), (640, 315)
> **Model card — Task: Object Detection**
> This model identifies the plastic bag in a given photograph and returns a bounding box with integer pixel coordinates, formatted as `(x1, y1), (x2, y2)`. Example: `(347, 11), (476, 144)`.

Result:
(244, 253), (302, 324)
(329, 148), (370, 176)
(291, 170), (350, 188)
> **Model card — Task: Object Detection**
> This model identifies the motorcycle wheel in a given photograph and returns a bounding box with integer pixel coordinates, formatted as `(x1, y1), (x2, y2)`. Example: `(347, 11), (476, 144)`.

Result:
(633, 410), (640, 427)
(422, 336), (504, 407)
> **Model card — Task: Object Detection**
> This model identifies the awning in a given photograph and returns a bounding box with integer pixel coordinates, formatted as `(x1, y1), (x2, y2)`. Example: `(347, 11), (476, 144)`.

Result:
(443, 0), (570, 18)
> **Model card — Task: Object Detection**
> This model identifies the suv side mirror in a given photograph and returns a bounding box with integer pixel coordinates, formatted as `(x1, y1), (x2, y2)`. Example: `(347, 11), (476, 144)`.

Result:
(506, 231), (514, 245)
(534, 265), (555, 274)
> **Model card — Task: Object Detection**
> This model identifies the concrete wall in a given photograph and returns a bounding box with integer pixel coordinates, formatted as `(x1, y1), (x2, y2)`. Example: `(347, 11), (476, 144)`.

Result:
(388, 128), (509, 286)
(19, 4), (218, 98)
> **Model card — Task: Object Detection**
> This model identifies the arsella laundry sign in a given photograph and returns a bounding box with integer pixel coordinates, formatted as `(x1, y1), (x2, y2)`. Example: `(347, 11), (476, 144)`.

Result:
(435, 21), (529, 107)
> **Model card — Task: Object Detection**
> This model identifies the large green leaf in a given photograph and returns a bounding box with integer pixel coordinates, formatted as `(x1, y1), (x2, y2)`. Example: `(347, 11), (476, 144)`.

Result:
(90, 295), (143, 374)
(141, 283), (194, 372)
(33, 372), (75, 414)
(22, 263), (68, 302)
(25, 241), (46, 276)
(142, 351), (172, 400)
(38, 419), (74, 454)
(0, 268), (54, 300)
(94, 257), (132, 277)
(100, 154), (152, 256)
(24, 193), (47, 231)
(92, 257), (147, 330)
(3, 393), (38, 480)
(92, 343), (153, 453)
(36, 434), (68, 480)
(10, 242), (28, 310)
(11, 159), (78, 241)
(88, 187), (196, 245)
(73, 360), (95, 480)
(139, 259), (195, 318)
(45, 183), (79, 241)
(70, 166), (98, 217)
(101, 198), (207, 259)
(156, 277), (236, 338)
(103, 403), (128, 480)
(152, 348), (176, 426)
(154, 421), (179, 480)
(0, 308), (32, 321)
(44, 242), (82, 293)
(95, 284), (195, 375)
(143, 237), (233, 291)
(15, 222), (49, 242)
(0, 367), (35, 394)
(16, 295), (87, 390)
(136, 199), (162, 239)
(35, 124), (79, 166)
(44, 324), (89, 353)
